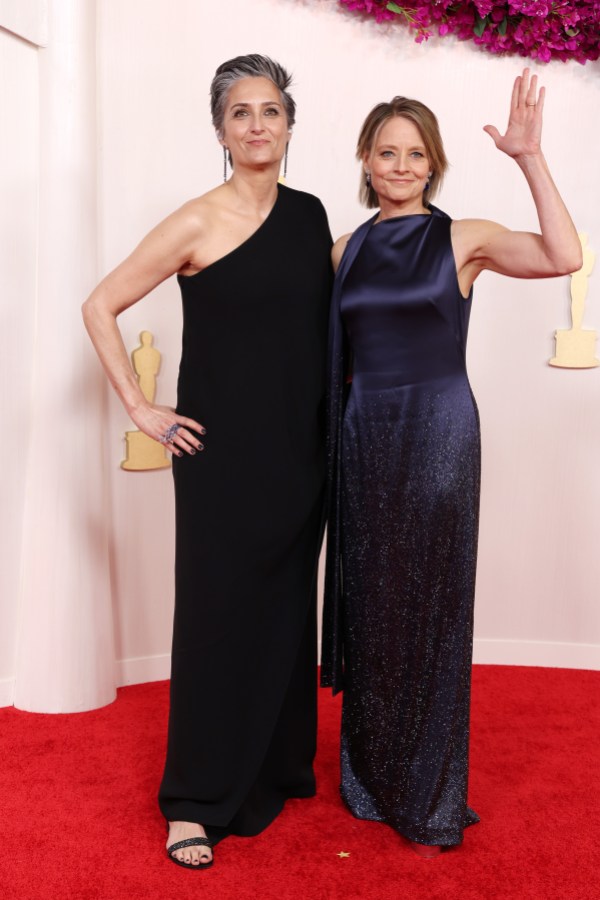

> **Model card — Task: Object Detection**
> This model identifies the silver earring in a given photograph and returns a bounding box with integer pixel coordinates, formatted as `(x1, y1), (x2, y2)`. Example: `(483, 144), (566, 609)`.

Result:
(366, 172), (371, 187)
(283, 143), (289, 180)
(223, 146), (228, 183)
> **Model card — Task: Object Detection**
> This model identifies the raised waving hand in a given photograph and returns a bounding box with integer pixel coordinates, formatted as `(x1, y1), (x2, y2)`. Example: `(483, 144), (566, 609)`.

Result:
(483, 68), (544, 160)
(452, 67), (581, 287)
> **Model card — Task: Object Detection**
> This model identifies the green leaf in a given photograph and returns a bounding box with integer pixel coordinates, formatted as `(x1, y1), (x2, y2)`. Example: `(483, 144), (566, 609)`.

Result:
(386, 2), (406, 13)
(473, 13), (488, 37)
(498, 16), (507, 36)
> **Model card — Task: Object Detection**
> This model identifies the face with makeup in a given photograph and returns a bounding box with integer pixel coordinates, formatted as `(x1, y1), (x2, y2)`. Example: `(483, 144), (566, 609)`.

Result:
(364, 117), (432, 215)
(220, 76), (291, 173)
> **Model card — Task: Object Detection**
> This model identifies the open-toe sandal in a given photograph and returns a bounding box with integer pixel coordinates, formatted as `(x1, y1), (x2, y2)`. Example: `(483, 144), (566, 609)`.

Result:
(166, 837), (214, 870)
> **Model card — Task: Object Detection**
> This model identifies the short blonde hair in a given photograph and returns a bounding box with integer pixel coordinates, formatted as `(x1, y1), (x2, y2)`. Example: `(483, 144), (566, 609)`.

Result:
(356, 97), (448, 208)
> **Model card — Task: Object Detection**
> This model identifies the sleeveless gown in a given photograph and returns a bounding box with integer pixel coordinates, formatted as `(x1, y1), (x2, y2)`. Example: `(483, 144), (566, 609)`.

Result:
(158, 184), (332, 842)
(322, 206), (480, 846)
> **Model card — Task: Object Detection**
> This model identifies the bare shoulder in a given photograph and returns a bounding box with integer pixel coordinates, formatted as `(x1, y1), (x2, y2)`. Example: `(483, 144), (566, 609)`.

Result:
(332, 233), (353, 272)
(166, 187), (224, 235)
(137, 186), (231, 262)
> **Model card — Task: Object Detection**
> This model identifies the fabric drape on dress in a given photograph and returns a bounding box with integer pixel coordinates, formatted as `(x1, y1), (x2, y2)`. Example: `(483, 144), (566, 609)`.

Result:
(321, 214), (376, 694)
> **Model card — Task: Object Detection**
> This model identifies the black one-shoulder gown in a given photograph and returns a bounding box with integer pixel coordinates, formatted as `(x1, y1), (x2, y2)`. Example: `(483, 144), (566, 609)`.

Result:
(158, 185), (332, 842)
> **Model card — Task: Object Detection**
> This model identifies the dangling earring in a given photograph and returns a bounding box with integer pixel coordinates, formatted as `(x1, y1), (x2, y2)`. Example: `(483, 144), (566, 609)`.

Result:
(223, 146), (228, 183)
(425, 171), (432, 191)
(279, 141), (290, 185)
(365, 172), (371, 187)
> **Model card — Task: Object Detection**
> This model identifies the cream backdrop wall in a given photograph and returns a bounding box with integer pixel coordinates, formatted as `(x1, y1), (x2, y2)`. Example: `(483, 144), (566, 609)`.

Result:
(0, 9), (39, 708)
(1, 0), (598, 711)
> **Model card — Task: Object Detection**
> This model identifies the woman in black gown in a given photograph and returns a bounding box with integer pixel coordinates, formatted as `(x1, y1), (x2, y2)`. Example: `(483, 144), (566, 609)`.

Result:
(321, 69), (580, 856)
(83, 55), (331, 868)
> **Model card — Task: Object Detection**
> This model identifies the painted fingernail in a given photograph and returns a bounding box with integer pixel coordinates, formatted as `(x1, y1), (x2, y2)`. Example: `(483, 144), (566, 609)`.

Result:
(198, 443), (204, 450)
(190, 449), (196, 455)
(200, 428), (206, 435)
(177, 451), (183, 457)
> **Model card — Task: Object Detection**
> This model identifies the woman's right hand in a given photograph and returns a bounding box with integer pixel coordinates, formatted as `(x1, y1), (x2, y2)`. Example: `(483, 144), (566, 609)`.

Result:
(130, 403), (206, 456)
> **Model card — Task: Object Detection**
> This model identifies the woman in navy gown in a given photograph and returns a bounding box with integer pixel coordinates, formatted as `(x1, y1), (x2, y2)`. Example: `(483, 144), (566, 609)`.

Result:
(321, 69), (580, 856)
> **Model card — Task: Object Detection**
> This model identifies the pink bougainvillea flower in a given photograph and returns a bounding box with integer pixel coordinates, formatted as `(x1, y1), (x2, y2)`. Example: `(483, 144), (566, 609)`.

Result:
(337, 0), (600, 63)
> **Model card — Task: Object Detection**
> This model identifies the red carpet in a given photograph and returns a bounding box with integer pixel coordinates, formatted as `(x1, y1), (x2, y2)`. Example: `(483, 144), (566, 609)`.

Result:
(1, 666), (598, 900)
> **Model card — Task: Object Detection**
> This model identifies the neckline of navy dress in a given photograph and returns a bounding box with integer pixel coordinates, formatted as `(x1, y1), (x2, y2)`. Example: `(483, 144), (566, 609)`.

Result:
(372, 210), (433, 226)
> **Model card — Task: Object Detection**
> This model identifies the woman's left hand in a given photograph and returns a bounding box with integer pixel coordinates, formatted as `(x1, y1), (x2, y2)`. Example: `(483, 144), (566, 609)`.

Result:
(483, 68), (544, 160)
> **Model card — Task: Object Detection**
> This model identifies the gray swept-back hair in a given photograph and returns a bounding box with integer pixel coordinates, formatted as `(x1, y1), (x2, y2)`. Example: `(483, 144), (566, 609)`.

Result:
(210, 54), (296, 139)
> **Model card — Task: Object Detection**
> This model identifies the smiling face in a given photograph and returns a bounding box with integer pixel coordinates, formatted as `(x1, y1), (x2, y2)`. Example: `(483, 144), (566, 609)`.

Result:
(365, 116), (431, 215)
(220, 76), (290, 173)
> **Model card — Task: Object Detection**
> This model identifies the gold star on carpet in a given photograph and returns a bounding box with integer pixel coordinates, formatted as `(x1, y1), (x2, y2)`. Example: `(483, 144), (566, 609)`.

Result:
(337, 851), (351, 858)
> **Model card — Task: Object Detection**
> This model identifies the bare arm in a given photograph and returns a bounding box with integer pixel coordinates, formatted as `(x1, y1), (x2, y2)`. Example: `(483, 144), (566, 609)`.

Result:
(332, 233), (352, 273)
(454, 69), (582, 294)
(82, 205), (206, 455)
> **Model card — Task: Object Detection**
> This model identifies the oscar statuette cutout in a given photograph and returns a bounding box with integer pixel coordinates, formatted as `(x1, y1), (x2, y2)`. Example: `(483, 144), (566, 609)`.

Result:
(121, 331), (171, 470)
(550, 233), (599, 369)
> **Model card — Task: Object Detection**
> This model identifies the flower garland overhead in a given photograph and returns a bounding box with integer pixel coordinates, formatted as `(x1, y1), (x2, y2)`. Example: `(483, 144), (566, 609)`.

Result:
(338, 1), (600, 63)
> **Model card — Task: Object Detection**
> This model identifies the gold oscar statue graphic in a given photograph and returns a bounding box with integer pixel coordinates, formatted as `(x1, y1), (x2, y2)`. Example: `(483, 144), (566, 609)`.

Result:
(121, 331), (171, 471)
(550, 233), (598, 369)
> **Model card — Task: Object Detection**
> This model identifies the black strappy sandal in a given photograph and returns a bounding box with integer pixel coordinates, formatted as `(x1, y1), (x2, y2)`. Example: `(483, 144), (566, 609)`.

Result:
(166, 836), (214, 870)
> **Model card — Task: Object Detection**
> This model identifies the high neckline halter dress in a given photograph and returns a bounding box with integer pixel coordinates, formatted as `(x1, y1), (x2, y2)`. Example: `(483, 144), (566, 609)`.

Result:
(322, 206), (481, 847)
(158, 185), (332, 843)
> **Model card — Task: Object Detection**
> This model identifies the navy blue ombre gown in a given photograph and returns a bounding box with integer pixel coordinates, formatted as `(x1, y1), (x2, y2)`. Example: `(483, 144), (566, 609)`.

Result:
(322, 206), (480, 846)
